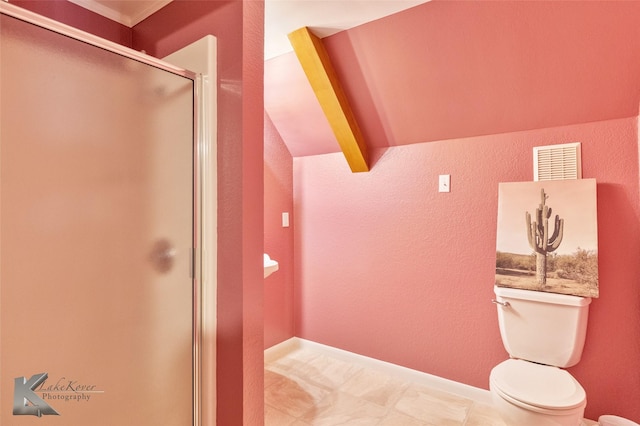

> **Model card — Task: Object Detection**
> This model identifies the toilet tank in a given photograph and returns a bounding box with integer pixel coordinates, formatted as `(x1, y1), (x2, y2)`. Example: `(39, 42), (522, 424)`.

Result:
(494, 285), (591, 368)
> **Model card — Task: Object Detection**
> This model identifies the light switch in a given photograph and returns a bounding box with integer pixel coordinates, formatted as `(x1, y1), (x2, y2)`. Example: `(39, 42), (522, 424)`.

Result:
(282, 212), (290, 227)
(439, 175), (450, 193)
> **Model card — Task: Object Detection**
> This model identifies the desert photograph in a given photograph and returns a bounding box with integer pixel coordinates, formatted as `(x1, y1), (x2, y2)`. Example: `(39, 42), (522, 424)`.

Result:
(495, 179), (599, 298)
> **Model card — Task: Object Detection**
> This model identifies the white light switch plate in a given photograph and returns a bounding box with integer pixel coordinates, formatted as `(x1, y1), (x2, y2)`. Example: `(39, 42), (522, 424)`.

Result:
(439, 175), (450, 192)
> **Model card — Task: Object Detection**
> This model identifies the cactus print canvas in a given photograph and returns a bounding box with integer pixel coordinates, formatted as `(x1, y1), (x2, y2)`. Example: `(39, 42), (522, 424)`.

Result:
(495, 179), (598, 298)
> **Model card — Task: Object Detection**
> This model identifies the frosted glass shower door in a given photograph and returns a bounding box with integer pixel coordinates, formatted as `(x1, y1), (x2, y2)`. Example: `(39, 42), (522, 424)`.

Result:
(1, 11), (195, 426)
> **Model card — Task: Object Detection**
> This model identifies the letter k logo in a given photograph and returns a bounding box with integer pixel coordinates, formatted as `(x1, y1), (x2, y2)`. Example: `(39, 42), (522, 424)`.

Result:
(13, 373), (59, 416)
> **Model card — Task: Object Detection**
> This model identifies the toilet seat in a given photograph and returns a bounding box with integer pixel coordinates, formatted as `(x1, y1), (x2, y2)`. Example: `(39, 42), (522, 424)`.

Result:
(491, 359), (586, 411)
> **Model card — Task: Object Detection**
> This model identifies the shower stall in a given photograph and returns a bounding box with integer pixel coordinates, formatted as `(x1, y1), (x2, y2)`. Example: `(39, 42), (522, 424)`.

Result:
(0, 3), (215, 425)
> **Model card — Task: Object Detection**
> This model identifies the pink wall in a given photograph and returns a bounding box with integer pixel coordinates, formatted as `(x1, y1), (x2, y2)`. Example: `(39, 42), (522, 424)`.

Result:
(294, 117), (640, 421)
(266, 1), (640, 158)
(328, 0), (640, 147)
(264, 113), (295, 348)
(264, 52), (339, 157)
(280, 2), (640, 422)
(134, 1), (265, 424)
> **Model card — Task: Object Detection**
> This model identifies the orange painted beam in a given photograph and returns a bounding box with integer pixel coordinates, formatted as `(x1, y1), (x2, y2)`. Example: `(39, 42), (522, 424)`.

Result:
(288, 27), (369, 172)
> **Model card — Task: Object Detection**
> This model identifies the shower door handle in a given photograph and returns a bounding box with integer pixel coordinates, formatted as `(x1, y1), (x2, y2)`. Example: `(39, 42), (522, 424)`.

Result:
(149, 239), (176, 273)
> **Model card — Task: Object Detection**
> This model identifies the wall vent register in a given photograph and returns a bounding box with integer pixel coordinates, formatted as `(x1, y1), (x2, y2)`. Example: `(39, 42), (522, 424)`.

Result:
(533, 142), (581, 181)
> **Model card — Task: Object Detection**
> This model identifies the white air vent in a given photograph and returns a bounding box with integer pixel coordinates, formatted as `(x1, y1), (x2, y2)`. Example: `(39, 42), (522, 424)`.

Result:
(533, 142), (581, 181)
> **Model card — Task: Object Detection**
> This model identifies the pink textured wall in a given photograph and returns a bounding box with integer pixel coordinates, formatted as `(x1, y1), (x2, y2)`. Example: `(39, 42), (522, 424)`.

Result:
(264, 53), (338, 157)
(285, 2), (640, 421)
(294, 117), (640, 421)
(264, 113), (295, 348)
(266, 1), (640, 158)
(134, 1), (265, 424)
(328, 0), (640, 147)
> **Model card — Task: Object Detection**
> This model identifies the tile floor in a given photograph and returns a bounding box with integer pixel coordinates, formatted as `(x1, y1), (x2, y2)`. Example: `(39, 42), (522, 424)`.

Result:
(264, 341), (599, 426)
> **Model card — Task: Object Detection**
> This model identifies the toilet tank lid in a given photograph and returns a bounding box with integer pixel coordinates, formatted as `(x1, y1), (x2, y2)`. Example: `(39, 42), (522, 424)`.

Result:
(494, 286), (591, 307)
(491, 359), (586, 410)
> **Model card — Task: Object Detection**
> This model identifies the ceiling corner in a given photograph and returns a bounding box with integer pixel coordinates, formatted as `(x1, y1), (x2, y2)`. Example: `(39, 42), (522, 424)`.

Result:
(67, 0), (172, 27)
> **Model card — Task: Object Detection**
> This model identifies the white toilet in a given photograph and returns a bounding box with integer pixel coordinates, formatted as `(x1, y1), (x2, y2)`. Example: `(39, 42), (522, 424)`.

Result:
(490, 285), (591, 426)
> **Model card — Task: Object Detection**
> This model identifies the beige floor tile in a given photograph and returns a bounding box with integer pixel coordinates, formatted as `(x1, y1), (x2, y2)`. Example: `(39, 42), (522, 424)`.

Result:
(265, 345), (600, 426)
(297, 354), (364, 390)
(464, 402), (507, 426)
(265, 404), (299, 426)
(378, 410), (429, 426)
(394, 384), (473, 425)
(267, 349), (322, 376)
(340, 367), (408, 408)
(264, 374), (331, 418)
(266, 369), (286, 389)
(300, 391), (388, 425)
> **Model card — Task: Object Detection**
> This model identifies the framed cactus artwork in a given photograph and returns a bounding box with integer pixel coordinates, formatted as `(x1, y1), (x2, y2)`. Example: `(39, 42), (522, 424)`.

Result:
(495, 178), (598, 298)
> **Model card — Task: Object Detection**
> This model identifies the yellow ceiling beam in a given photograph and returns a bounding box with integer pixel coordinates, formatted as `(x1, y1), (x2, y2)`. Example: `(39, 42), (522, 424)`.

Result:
(288, 27), (369, 172)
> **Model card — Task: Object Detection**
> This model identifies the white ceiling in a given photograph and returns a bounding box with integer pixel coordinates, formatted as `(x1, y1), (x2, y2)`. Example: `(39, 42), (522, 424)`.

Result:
(69, 0), (430, 59)
(68, 0), (172, 27)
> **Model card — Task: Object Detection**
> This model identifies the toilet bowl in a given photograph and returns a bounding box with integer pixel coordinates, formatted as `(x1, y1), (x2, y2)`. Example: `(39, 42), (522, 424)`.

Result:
(599, 416), (640, 426)
(490, 359), (586, 426)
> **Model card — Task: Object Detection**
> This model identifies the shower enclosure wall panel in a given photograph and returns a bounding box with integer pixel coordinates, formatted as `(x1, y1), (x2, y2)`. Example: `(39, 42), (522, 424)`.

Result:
(1, 7), (200, 425)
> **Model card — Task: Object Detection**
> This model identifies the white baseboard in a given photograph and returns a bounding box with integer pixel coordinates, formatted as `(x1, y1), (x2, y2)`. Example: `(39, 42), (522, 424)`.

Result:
(264, 337), (493, 405)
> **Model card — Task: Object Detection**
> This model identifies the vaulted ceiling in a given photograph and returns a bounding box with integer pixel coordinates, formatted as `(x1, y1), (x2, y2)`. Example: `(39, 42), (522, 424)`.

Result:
(266, 1), (640, 158)
(71, 1), (640, 161)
